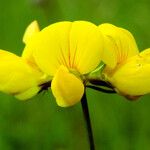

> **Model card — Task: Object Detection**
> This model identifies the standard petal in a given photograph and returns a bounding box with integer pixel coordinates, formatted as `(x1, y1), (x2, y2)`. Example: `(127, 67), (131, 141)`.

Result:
(32, 21), (103, 76)
(22, 21), (41, 70)
(22, 43), (49, 84)
(51, 65), (84, 107)
(33, 21), (72, 76)
(0, 50), (41, 100)
(99, 23), (139, 69)
(23, 20), (40, 44)
(100, 34), (117, 69)
(69, 21), (104, 74)
(22, 21), (50, 84)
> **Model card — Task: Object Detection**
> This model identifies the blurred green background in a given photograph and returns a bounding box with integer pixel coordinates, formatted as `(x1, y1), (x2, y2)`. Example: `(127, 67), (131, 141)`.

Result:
(0, 0), (150, 149)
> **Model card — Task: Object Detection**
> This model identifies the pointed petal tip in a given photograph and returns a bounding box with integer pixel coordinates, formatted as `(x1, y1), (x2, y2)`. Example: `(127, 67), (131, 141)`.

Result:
(23, 20), (40, 44)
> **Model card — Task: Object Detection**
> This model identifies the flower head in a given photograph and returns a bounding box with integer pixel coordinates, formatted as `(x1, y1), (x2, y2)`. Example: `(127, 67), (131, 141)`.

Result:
(0, 49), (41, 100)
(2, 20), (150, 104)
(99, 23), (150, 99)
(26, 21), (104, 106)
(0, 21), (49, 100)
(106, 48), (150, 99)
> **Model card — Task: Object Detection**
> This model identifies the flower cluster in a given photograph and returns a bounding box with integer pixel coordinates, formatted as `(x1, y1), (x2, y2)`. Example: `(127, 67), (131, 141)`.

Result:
(0, 21), (150, 107)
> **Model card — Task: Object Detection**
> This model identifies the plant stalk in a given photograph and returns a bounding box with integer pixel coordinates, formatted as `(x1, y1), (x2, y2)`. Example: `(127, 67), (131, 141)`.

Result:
(81, 92), (95, 150)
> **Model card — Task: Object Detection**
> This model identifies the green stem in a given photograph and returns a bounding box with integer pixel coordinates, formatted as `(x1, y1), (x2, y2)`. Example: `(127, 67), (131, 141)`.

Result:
(81, 92), (95, 150)
(87, 85), (116, 94)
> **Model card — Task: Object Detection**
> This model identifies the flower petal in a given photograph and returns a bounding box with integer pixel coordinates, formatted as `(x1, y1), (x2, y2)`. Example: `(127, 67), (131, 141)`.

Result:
(15, 86), (40, 100)
(108, 48), (150, 96)
(0, 50), (41, 100)
(32, 21), (103, 76)
(99, 23), (139, 69)
(139, 48), (150, 62)
(23, 20), (40, 44)
(100, 34), (117, 69)
(33, 21), (72, 75)
(22, 21), (50, 83)
(51, 65), (84, 107)
(69, 21), (104, 74)
(22, 21), (41, 69)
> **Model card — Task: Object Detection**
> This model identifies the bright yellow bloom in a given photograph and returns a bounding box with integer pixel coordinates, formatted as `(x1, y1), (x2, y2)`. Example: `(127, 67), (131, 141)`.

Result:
(26, 21), (104, 107)
(0, 49), (41, 100)
(0, 21), (48, 100)
(99, 23), (150, 99)
(106, 48), (150, 99)
(4, 21), (149, 104)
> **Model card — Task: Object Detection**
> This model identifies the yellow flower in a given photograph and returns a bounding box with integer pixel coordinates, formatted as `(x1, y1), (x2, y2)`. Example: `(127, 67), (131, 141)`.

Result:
(26, 21), (104, 107)
(0, 21), (49, 100)
(0, 49), (41, 100)
(99, 23), (150, 99)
